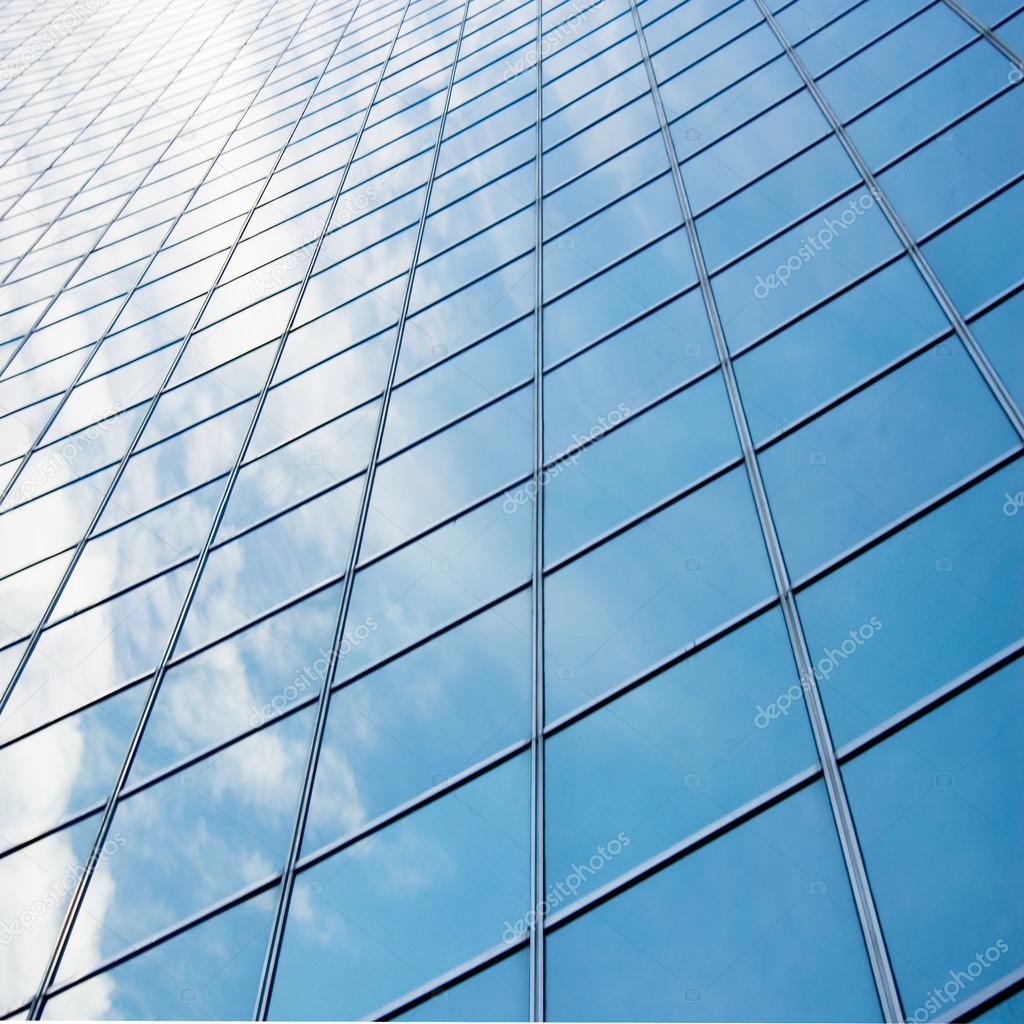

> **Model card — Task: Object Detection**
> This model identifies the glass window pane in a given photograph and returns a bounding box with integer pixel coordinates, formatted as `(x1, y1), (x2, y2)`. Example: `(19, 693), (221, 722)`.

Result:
(545, 370), (739, 560)
(129, 584), (342, 784)
(760, 340), (1017, 579)
(546, 781), (882, 1022)
(303, 591), (531, 854)
(545, 466), (776, 720)
(56, 709), (315, 986)
(848, 40), (1009, 171)
(972, 291), (1024, 410)
(342, 491), (531, 682)
(734, 258), (947, 442)
(844, 659), (1024, 1020)
(362, 386), (533, 560)
(546, 606), (818, 909)
(1, 564), (192, 743)
(798, 460), (1024, 746)
(270, 754), (530, 1020)
(544, 229), (697, 365)
(41, 888), (277, 1020)
(544, 287), (715, 458)
(0, 815), (102, 1016)
(395, 949), (529, 1022)
(712, 188), (904, 351)
(0, 684), (146, 852)
(922, 180), (1024, 318)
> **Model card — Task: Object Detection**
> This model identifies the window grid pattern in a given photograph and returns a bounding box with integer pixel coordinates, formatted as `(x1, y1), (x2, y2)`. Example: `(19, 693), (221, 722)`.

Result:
(0, 0), (1022, 1019)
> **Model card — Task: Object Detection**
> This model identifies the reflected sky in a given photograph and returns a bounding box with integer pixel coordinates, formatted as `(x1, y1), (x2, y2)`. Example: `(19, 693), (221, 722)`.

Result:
(0, 0), (1021, 1017)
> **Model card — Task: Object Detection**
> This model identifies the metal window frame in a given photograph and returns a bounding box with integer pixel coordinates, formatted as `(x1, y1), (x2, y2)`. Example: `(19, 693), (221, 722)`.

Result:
(3, 4), (1023, 1017)
(10, 1), (375, 1014)
(250, 0), (473, 1014)
(529, 0), (546, 1014)
(0, 0), (325, 716)
(13, 624), (1022, 1020)
(630, 0), (905, 1016)
(1, 288), (1019, 759)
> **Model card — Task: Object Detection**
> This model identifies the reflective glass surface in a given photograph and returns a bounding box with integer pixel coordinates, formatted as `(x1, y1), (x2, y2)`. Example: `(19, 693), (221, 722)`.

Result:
(0, 0), (1021, 1018)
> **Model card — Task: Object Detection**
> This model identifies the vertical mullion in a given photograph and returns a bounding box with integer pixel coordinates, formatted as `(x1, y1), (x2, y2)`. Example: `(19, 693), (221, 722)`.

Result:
(625, 0), (905, 1020)
(15, 1), (364, 1010)
(750, 0), (1024, 442)
(529, 0), (546, 1019)
(251, 0), (476, 1015)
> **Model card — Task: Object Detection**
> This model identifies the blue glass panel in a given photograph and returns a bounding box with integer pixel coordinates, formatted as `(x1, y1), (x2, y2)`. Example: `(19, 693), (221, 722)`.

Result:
(546, 607), (818, 910)
(877, 88), (1024, 238)
(712, 188), (902, 351)
(844, 660), (1024, 1020)
(816, 4), (974, 124)
(544, 175), (683, 299)
(682, 90), (831, 216)
(395, 950), (529, 1022)
(302, 592), (531, 854)
(923, 181), (1024, 317)
(957, 0), (1024, 25)
(129, 585), (342, 783)
(760, 340), (1017, 579)
(56, 709), (314, 985)
(659, 24), (782, 123)
(544, 229), (697, 365)
(0, 563), (192, 743)
(848, 40), (1009, 170)
(269, 755), (530, 1020)
(734, 258), (947, 441)
(544, 287), (715, 459)
(798, 460), (1024, 746)
(545, 370), (740, 560)
(546, 782), (882, 1022)
(42, 889), (276, 1020)
(696, 136), (859, 270)
(972, 292), (1024, 409)
(342, 491), (531, 681)
(791, 0), (933, 77)
(545, 466), (776, 720)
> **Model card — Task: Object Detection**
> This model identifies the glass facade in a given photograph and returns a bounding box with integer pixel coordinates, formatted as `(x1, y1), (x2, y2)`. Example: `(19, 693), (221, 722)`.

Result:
(0, 0), (1021, 1019)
